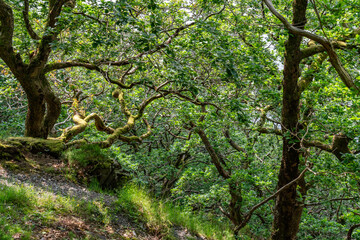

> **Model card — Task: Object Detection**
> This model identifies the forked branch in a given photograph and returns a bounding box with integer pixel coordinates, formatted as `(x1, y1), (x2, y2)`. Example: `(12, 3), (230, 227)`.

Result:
(263, 0), (359, 92)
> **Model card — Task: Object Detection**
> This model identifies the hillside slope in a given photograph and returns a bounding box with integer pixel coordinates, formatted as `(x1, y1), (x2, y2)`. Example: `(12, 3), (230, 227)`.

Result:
(0, 150), (204, 240)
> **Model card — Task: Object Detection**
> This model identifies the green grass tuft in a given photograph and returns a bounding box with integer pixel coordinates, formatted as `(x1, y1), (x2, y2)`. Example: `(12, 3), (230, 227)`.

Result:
(0, 184), (34, 239)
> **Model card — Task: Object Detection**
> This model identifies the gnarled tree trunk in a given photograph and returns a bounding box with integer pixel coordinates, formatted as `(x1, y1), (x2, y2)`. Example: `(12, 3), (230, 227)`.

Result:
(20, 74), (61, 138)
(0, 0), (71, 139)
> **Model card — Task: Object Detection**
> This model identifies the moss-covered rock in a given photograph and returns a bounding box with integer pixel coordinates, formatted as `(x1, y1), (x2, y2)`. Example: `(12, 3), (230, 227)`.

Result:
(0, 141), (25, 161)
(7, 137), (65, 157)
(63, 144), (130, 189)
(94, 160), (131, 189)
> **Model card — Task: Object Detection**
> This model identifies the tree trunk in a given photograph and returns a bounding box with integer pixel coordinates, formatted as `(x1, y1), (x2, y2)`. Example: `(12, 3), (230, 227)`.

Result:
(22, 74), (61, 138)
(41, 75), (62, 137)
(196, 128), (244, 226)
(271, 1), (308, 239)
(25, 87), (46, 138)
(229, 182), (243, 226)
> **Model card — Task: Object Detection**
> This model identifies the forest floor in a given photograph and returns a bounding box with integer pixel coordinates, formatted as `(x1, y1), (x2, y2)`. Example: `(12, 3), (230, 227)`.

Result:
(0, 151), (203, 240)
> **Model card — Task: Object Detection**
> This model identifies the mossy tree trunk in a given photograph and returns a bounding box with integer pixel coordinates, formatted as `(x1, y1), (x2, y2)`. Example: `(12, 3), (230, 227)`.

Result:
(21, 74), (61, 138)
(0, 0), (70, 139)
(271, 0), (308, 239)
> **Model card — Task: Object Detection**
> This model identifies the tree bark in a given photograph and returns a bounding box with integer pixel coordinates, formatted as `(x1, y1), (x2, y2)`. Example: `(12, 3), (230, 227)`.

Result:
(21, 74), (61, 138)
(228, 182), (243, 226)
(271, 0), (308, 239)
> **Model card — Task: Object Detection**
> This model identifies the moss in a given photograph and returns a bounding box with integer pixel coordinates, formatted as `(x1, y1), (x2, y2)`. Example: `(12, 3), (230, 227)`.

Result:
(0, 152), (12, 158)
(64, 144), (110, 167)
(2, 161), (20, 171)
(43, 166), (58, 174)
(24, 156), (40, 169)
(63, 145), (130, 189)
(0, 140), (24, 161)
(7, 137), (65, 157)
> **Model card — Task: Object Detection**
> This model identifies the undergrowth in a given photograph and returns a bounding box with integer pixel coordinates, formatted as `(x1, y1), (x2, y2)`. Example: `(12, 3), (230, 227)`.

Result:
(114, 184), (236, 240)
(0, 180), (238, 240)
(63, 144), (110, 167)
(0, 185), (32, 239)
(0, 144), (243, 239)
(62, 144), (115, 187)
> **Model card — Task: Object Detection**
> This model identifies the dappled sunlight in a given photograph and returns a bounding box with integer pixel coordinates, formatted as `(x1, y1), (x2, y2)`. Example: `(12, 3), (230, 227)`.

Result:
(115, 185), (235, 239)
(1, 0), (360, 238)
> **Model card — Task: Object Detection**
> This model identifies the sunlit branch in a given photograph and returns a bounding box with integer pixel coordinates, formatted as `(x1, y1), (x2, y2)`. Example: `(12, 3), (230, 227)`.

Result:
(112, 88), (132, 117)
(302, 133), (352, 161)
(257, 127), (282, 136)
(301, 41), (348, 59)
(298, 53), (327, 93)
(59, 113), (114, 142)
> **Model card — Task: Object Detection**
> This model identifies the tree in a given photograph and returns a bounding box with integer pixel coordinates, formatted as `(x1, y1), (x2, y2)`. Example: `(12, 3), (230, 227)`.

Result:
(1, 0), (360, 238)
(262, 0), (360, 238)
(0, 0), (72, 138)
(0, 0), (201, 139)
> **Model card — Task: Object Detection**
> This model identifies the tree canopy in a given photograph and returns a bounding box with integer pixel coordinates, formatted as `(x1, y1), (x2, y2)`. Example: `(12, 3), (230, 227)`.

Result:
(1, 0), (360, 239)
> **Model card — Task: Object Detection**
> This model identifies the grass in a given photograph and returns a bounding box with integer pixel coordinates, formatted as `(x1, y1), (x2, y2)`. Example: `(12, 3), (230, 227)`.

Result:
(0, 178), (241, 239)
(0, 181), (125, 239)
(61, 145), (237, 238)
(88, 178), (104, 193)
(0, 184), (32, 239)
(114, 184), (236, 240)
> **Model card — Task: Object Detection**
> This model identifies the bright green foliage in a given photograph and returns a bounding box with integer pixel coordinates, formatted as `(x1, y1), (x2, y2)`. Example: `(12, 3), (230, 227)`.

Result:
(1, 0), (360, 238)
(0, 72), (26, 138)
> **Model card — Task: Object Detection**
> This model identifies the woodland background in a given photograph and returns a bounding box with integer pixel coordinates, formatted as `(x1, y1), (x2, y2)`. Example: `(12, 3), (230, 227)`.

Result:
(1, 0), (360, 239)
